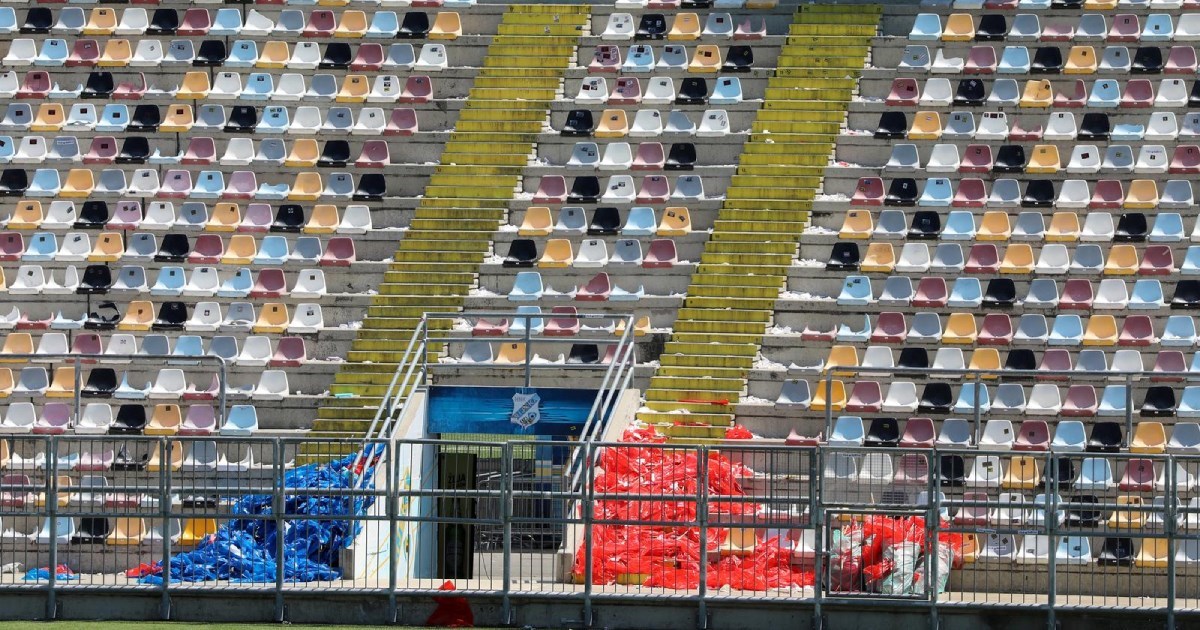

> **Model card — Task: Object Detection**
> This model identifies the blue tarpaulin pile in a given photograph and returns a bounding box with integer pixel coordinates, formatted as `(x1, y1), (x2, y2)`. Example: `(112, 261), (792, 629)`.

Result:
(143, 447), (382, 584)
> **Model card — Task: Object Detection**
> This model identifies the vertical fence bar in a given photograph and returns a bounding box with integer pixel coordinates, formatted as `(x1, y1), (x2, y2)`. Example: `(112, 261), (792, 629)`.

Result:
(1046, 450), (1057, 628)
(274, 439), (285, 622)
(696, 445), (709, 629)
(823, 373), (834, 438)
(811, 448), (823, 629)
(582, 443), (595, 628)
(72, 357), (82, 434)
(160, 436), (173, 620)
(1124, 374), (1134, 446)
(46, 436), (57, 619)
(501, 442), (513, 625)
(1168, 456), (1177, 630)
(927, 449), (938, 628)
(972, 373), (981, 443)
(523, 316), (532, 389)
(387, 440), (398, 623)
(217, 359), (227, 429)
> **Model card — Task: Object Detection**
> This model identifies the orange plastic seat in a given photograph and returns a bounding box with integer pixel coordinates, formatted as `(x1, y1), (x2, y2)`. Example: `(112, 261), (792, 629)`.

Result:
(289, 172), (322, 201)
(60, 169), (96, 198)
(7, 201), (42, 230)
(83, 8), (118, 35)
(221, 234), (257, 264)
(45, 367), (75, 398)
(688, 45), (722, 73)
(176, 72), (211, 99)
(977, 211), (1011, 240)
(207, 203), (241, 231)
(98, 39), (132, 67)
(1045, 212), (1081, 242)
(336, 75), (369, 102)
(518, 207), (552, 236)
(429, 12), (462, 40)
(161, 104), (194, 133)
(809, 380), (847, 412)
(658, 207), (691, 236)
(1104, 244), (1139, 275)
(334, 10), (367, 38)
(304, 205), (339, 233)
(1082, 315), (1118, 346)
(860, 242), (895, 272)
(538, 239), (573, 268)
(258, 41), (290, 68)
(839, 210), (873, 239)
(668, 13), (701, 40)
(31, 104), (65, 132)
(1020, 80), (1053, 107)
(253, 303), (289, 334)
(285, 139), (319, 167)
(595, 109), (629, 138)
(943, 313), (978, 344)
(999, 244), (1035, 273)
(119, 301), (154, 330)
(90, 232), (123, 261)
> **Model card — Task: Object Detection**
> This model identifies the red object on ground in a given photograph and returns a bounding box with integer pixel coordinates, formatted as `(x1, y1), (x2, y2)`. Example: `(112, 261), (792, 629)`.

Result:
(426, 580), (474, 627)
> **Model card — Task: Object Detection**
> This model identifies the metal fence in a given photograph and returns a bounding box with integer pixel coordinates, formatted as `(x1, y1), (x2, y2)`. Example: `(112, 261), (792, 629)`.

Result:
(0, 435), (1197, 626)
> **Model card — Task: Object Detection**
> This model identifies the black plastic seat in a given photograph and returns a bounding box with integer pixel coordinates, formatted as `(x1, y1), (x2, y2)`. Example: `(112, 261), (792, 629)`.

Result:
(918, 383), (953, 413)
(1043, 457), (1075, 490)
(682, 0), (713, 7)
(908, 211), (940, 239)
(1133, 47), (1163, 73)
(1174, 280), (1200, 309)
(271, 205), (304, 232)
(954, 79), (986, 106)
(0, 170), (28, 196)
(588, 207), (621, 235)
(568, 177), (600, 203)
(72, 517), (111, 544)
(1052, 0), (1083, 7)
(353, 174), (386, 201)
(117, 136), (150, 164)
(82, 368), (118, 398)
(994, 145), (1027, 173)
(84, 302), (121, 330)
(1064, 495), (1100, 527)
(78, 265), (112, 294)
(1021, 180), (1055, 207)
(1097, 538), (1134, 566)
(884, 178), (918, 206)
(562, 110), (594, 136)
(147, 8), (179, 35)
(722, 46), (753, 72)
(1087, 422), (1123, 452)
(897, 347), (929, 372)
(636, 14), (667, 39)
(224, 106), (258, 133)
(875, 112), (908, 139)
(1190, 81), (1200, 107)
(1078, 113), (1111, 140)
(76, 201), (110, 228)
(111, 405), (147, 434)
(864, 418), (900, 447)
(976, 15), (1007, 41)
(398, 12), (430, 38)
(1031, 47), (1063, 73)
(82, 72), (115, 99)
(676, 78), (708, 105)
(983, 278), (1016, 307)
(826, 242), (860, 271)
(319, 43), (352, 69)
(567, 344), (600, 364)
(195, 40), (227, 66)
(938, 455), (965, 486)
(128, 105), (161, 132)
(153, 301), (187, 330)
(318, 140), (351, 167)
(502, 239), (537, 267)
(112, 445), (148, 470)
(20, 8), (53, 34)
(1115, 212), (1147, 242)
(155, 233), (190, 262)
(665, 143), (696, 170)
(1003, 348), (1037, 372)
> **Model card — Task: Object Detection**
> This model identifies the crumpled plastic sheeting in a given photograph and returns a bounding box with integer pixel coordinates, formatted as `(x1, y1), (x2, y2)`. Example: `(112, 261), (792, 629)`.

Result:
(143, 447), (383, 584)
(24, 565), (77, 581)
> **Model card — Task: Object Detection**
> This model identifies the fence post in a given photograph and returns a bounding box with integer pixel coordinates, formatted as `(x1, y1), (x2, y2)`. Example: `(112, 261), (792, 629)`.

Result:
(387, 440), (398, 623)
(46, 435), (57, 620)
(582, 442), (595, 628)
(823, 373), (834, 438)
(1167, 454), (1177, 630)
(927, 448), (938, 628)
(1046, 450), (1057, 629)
(696, 445), (709, 630)
(523, 315), (532, 389)
(1124, 374), (1134, 447)
(160, 436), (173, 620)
(274, 439), (285, 622)
(811, 447), (823, 630)
(501, 442), (513, 625)
(971, 372), (981, 444)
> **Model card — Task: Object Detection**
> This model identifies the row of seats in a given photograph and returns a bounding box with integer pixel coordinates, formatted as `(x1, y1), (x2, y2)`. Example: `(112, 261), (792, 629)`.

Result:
(829, 242), (1198, 276)
(560, 108), (732, 137)
(2, 265), (333, 298)
(0, 301), (326, 333)
(884, 77), (1200, 108)
(901, 44), (1200, 74)
(468, 307), (650, 338)
(508, 271), (651, 302)
(0, 331), (308, 365)
(3, 39), (452, 72)
(0, 232), (355, 265)
(502, 237), (680, 268)
(575, 75), (744, 105)
(0, 516), (214, 547)
(0, 367), (291, 403)
(3, 201), (373, 234)
(0, 8), (463, 39)
(0, 136), (397, 169)
(841, 208), (1197, 242)
(959, 534), (1189, 566)
(0, 402), (259, 436)
(878, 141), (1196, 175)
(453, 341), (624, 366)
(910, 12), (1200, 42)
(928, 0), (1195, 10)
(1, 441), (259, 474)
(599, 12), (767, 41)
(587, 44), (756, 73)
(532, 174), (706, 203)
(835, 274), (1200, 308)
(872, 110), (1200, 141)
(0, 168), (388, 201)
(0, 102), (421, 135)
(564, 141), (698, 170)
(516, 206), (692, 237)
(852, 176), (1185, 209)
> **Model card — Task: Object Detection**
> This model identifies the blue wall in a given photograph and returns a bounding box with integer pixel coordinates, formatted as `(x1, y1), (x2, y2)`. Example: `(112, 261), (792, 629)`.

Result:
(426, 386), (601, 436)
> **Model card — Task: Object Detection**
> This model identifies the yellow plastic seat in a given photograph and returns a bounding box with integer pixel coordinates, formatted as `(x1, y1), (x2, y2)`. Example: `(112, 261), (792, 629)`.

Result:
(289, 172), (322, 201)
(90, 232), (123, 261)
(1107, 496), (1145, 529)
(720, 527), (758, 556)
(746, 0), (778, 7)
(594, 109), (629, 138)
(518, 207), (552, 236)
(161, 104), (194, 133)
(943, 313), (978, 344)
(335, 75), (368, 102)
(1027, 145), (1061, 174)
(176, 72), (211, 99)
(613, 315), (651, 338)
(334, 10), (367, 38)
(119, 301), (154, 331)
(942, 13), (975, 41)
(688, 45), (722, 73)
(320, 0), (349, 5)
(1104, 244), (1139, 275)
(1084, 0), (1118, 8)
(1125, 179), (1158, 209)
(253, 303), (289, 334)
(1065, 46), (1097, 74)
(809, 379), (846, 412)
(429, 12), (462, 40)
(206, 203), (241, 231)
(0, 368), (12, 397)
(669, 13), (701, 40)
(1130, 421), (1167, 453)
(968, 348), (1001, 379)
(495, 342), (526, 364)
(960, 534), (978, 564)
(1, 333), (33, 360)
(83, 8), (117, 35)
(825, 345), (859, 376)
(8, 201), (42, 230)
(999, 243), (1035, 274)
(976, 211), (1011, 241)
(285, 139), (319, 167)
(146, 404), (181, 435)
(860, 242), (895, 272)
(36, 476), (71, 508)
(1045, 212), (1080, 242)
(1082, 315), (1118, 346)
(45, 367), (75, 398)
(98, 39), (132, 67)
(221, 235), (257, 264)
(658, 207), (691, 236)
(1135, 539), (1170, 568)
(538, 239), (573, 268)
(106, 518), (147, 546)
(258, 41), (290, 68)
(179, 518), (217, 547)
(1020, 80), (1053, 107)
(304, 204), (339, 233)
(839, 210), (873, 239)
(60, 169), (95, 198)
(31, 104), (65, 132)
(1001, 455), (1041, 490)
(908, 111), (942, 140)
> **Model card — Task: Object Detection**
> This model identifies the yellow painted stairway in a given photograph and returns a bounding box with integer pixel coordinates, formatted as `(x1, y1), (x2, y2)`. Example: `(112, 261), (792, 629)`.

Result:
(639, 4), (881, 440)
(311, 5), (589, 441)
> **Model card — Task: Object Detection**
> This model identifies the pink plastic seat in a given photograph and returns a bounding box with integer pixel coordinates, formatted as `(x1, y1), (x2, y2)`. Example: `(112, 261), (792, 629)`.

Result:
(0, 475), (33, 507)
(1062, 385), (1098, 417)
(355, 140), (390, 168)
(533, 176), (567, 203)
(1118, 459), (1155, 492)
(801, 325), (835, 342)
(1108, 14), (1140, 43)
(178, 8), (211, 35)
(959, 146), (993, 173)
(632, 143), (665, 170)
(17, 71), (51, 99)
(965, 46), (998, 74)
(19, 312), (52, 329)
(1118, 315), (1157, 346)
(270, 336), (307, 367)
(320, 237), (355, 266)
(978, 313), (1013, 345)
(1041, 23), (1074, 41)
(1008, 117), (1044, 140)
(397, 76), (432, 103)
(67, 40), (100, 67)
(894, 454), (929, 486)
(472, 318), (509, 336)
(871, 312), (907, 343)
(32, 403), (70, 435)
(1090, 180), (1124, 208)
(83, 137), (118, 164)
(636, 175), (670, 203)
(643, 239), (677, 268)
(886, 78), (918, 106)
(1170, 146), (1200, 174)
(0, 233), (24, 260)
(303, 10), (336, 37)
(180, 405), (216, 435)
(545, 306), (580, 336)
(386, 108), (417, 135)
(734, 16), (766, 40)
(239, 203), (271, 232)
(71, 333), (102, 360)
(1059, 279), (1094, 310)
(846, 380), (883, 413)
(182, 137), (216, 165)
(187, 234), (223, 263)
(1121, 80), (1154, 108)
(1013, 420), (1050, 451)
(952, 178), (986, 207)
(1139, 246), (1174, 275)
(1038, 349), (1072, 380)
(350, 43), (385, 71)
(113, 73), (146, 100)
(223, 171), (256, 199)
(1167, 46), (1198, 74)
(955, 492), (990, 525)
(1152, 351), (1186, 382)
(608, 77), (641, 105)
(250, 268), (286, 298)
(576, 273), (611, 301)
(1052, 80), (1087, 108)
(965, 244), (1000, 274)
(912, 277), (948, 307)
(107, 201), (142, 230)
(158, 170), (193, 198)
(899, 417), (935, 448)
(589, 45), (621, 73)
(852, 178), (884, 205)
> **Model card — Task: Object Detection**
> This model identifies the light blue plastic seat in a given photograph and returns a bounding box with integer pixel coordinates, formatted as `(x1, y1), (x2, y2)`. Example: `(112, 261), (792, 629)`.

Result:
(1150, 213), (1184, 241)
(308, 74), (338, 101)
(989, 178), (1021, 207)
(241, 73), (273, 101)
(49, 136), (79, 162)
(276, 10), (305, 35)
(0, 8), (15, 33)
(1189, 352), (1200, 379)
(1097, 385), (1128, 416)
(886, 144), (919, 171)
(623, 44), (655, 71)
(1143, 14), (1174, 41)
(1129, 279), (1164, 310)
(988, 79), (1020, 106)
(992, 383), (1027, 414)
(151, 266), (185, 296)
(875, 209), (907, 238)
(53, 7), (84, 34)
(1014, 314), (1049, 344)
(1051, 421), (1087, 451)
(367, 11), (399, 38)
(1018, 0), (1051, 8)
(836, 314), (871, 343)
(508, 305), (544, 336)
(658, 45), (688, 69)
(208, 336), (238, 362)
(195, 105), (226, 131)
(254, 106), (289, 134)
(140, 335), (169, 357)
(323, 172), (354, 198)
(509, 271), (544, 301)
(211, 8), (243, 36)
(1103, 145), (1133, 172)
(22, 233), (56, 261)
(1024, 278), (1060, 308)
(1163, 316), (1197, 346)
(0, 104), (31, 131)
(0, 136), (13, 163)
(1182, 247), (1200, 275)
(218, 268), (252, 298)
(322, 108), (354, 135)
(954, 383), (992, 415)
(1070, 245), (1104, 274)
(998, 46), (1031, 73)
(169, 335), (203, 362)
(1088, 80), (1120, 108)
(221, 405), (258, 436)
(255, 138), (286, 164)
(191, 171), (224, 199)
(124, 233), (155, 260)
(1048, 315), (1083, 346)
(918, 178), (952, 206)
(908, 312), (942, 342)
(226, 41), (258, 67)
(1078, 14), (1107, 39)
(1111, 123), (1144, 141)
(837, 275), (872, 306)
(256, 182), (289, 200)
(777, 379), (811, 408)
(177, 203), (206, 229)
(27, 169), (61, 197)
(942, 211), (976, 240)
(878, 276), (914, 305)
(385, 44), (415, 69)
(931, 243), (964, 272)
(252, 236), (288, 265)
(165, 40), (195, 65)
(1162, 180), (1193, 208)
(91, 104), (126, 133)
(1180, 387), (1200, 418)
(1077, 457), (1114, 489)
(910, 13), (942, 39)
(828, 416), (865, 446)
(291, 237), (322, 263)
(948, 277), (982, 307)
(710, 77), (742, 105)
(35, 39), (68, 66)
(622, 206), (656, 235)
(94, 169), (126, 196)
